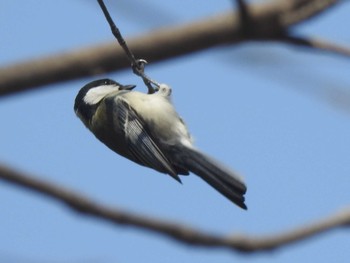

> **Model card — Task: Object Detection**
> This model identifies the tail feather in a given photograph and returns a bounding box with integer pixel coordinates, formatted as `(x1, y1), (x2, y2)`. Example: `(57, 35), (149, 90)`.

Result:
(178, 146), (247, 209)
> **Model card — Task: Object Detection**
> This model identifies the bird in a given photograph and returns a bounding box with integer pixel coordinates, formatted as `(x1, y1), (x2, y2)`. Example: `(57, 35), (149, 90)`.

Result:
(74, 78), (247, 209)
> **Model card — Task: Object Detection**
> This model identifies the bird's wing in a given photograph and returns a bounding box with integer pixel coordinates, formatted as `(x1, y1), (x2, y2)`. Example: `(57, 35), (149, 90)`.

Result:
(115, 98), (181, 182)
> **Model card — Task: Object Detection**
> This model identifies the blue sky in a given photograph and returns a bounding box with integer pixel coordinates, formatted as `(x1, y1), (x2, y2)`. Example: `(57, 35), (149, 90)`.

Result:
(1, 1), (350, 262)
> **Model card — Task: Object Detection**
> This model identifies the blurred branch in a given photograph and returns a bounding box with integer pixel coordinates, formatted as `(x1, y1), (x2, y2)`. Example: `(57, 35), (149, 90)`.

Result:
(1, 163), (350, 253)
(233, 0), (253, 36)
(0, 0), (345, 96)
(279, 0), (340, 27)
(275, 34), (350, 58)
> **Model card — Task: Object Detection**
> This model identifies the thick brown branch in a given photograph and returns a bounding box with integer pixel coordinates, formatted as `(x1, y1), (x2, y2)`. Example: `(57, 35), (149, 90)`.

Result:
(1, 163), (349, 253)
(0, 0), (343, 96)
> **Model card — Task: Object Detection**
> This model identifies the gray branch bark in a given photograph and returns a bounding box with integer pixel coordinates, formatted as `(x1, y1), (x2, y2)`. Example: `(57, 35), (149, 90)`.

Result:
(0, 0), (345, 96)
(0, 163), (349, 253)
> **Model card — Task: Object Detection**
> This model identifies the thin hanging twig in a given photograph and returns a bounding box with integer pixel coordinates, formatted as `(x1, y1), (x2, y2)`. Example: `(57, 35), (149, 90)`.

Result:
(233, 0), (254, 37)
(97, 0), (160, 93)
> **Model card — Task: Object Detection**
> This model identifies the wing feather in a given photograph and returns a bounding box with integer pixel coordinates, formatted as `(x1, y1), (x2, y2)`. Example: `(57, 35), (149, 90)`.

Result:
(116, 98), (181, 182)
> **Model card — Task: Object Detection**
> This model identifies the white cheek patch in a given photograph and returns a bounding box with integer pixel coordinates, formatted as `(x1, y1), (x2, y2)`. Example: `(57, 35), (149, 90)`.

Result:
(84, 85), (119, 105)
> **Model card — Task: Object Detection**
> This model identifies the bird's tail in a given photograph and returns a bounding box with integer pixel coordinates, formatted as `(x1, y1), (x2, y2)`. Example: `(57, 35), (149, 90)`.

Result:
(176, 146), (247, 209)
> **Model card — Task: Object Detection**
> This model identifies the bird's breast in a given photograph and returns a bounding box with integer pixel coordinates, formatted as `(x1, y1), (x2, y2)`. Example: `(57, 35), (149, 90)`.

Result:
(124, 92), (193, 146)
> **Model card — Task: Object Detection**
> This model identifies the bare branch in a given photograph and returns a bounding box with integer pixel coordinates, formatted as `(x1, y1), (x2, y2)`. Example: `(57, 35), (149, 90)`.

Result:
(0, 0), (344, 97)
(233, 0), (254, 37)
(277, 34), (350, 58)
(279, 0), (340, 27)
(1, 163), (349, 253)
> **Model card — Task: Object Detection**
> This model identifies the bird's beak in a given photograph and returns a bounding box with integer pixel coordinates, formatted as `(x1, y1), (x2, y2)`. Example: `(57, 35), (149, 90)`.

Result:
(120, 84), (136, 90)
